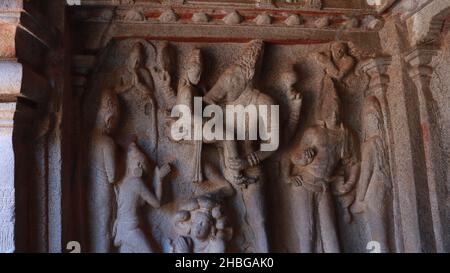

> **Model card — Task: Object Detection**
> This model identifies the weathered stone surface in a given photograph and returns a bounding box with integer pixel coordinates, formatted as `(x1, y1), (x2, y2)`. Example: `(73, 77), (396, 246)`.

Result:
(0, 61), (22, 100)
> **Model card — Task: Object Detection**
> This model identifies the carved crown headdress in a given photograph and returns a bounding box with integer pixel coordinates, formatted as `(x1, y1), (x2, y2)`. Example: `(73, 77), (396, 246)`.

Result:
(319, 75), (342, 121)
(127, 142), (148, 170)
(235, 39), (265, 82)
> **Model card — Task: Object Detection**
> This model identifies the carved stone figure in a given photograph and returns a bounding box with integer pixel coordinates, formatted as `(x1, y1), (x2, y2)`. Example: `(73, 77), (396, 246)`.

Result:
(88, 89), (120, 253)
(113, 142), (171, 253)
(152, 41), (178, 111)
(280, 68), (303, 142)
(351, 96), (392, 253)
(115, 42), (156, 101)
(288, 76), (359, 252)
(169, 196), (233, 253)
(204, 40), (278, 252)
(314, 42), (356, 84)
(114, 42), (158, 151)
(177, 49), (205, 183)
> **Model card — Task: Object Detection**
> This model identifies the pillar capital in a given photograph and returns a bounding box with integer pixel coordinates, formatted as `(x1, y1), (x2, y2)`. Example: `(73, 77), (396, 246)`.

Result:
(360, 56), (392, 97)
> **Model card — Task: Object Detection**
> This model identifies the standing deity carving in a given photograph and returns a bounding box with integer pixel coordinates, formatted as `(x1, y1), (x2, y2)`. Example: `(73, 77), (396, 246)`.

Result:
(287, 77), (360, 252)
(113, 142), (171, 253)
(88, 89), (120, 253)
(204, 40), (278, 252)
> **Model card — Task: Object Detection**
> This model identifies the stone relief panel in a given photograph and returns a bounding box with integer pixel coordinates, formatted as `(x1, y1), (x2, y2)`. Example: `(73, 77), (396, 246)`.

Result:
(78, 34), (396, 253)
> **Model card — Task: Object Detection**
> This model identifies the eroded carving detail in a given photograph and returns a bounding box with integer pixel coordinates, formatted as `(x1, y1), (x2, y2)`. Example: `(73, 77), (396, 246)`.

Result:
(88, 89), (120, 253)
(314, 42), (356, 84)
(169, 196), (232, 253)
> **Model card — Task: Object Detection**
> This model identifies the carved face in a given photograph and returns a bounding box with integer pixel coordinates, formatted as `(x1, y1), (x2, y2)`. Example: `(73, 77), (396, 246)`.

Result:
(323, 103), (341, 127)
(128, 44), (143, 69)
(331, 42), (347, 59)
(191, 211), (213, 240)
(282, 71), (298, 90)
(104, 111), (119, 134)
(223, 66), (247, 102)
(207, 66), (247, 104)
(187, 62), (202, 85)
(186, 49), (203, 85)
(363, 111), (381, 139)
(127, 144), (148, 178)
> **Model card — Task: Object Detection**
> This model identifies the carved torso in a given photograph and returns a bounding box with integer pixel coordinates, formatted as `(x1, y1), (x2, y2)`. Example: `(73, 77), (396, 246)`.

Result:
(293, 123), (355, 183)
(116, 176), (154, 224)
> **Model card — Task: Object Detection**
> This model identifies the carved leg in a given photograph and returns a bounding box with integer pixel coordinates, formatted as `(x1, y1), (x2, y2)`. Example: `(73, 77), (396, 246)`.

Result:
(317, 190), (340, 253)
(89, 186), (113, 253)
(121, 229), (153, 253)
(223, 140), (245, 184)
(203, 161), (235, 200)
(241, 180), (269, 253)
(291, 187), (315, 253)
(366, 187), (391, 253)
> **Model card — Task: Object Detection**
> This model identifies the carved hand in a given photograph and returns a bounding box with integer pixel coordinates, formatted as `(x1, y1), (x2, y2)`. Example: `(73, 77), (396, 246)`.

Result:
(333, 177), (354, 195)
(350, 200), (365, 214)
(288, 88), (302, 102)
(228, 157), (250, 171)
(152, 67), (171, 87)
(288, 176), (303, 187)
(158, 163), (171, 179)
(302, 148), (316, 165)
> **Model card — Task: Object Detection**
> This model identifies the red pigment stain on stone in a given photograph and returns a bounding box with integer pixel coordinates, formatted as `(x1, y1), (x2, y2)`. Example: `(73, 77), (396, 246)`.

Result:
(115, 36), (330, 45)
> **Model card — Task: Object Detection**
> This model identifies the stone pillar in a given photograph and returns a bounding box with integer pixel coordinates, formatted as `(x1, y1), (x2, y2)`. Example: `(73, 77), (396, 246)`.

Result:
(1, 0), (61, 253)
(0, 103), (17, 253)
(0, 0), (22, 253)
(405, 46), (445, 252)
(378, 17), (424, 252)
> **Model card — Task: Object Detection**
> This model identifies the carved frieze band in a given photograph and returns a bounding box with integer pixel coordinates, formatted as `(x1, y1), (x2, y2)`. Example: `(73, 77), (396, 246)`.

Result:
(72, 6), (382, 31)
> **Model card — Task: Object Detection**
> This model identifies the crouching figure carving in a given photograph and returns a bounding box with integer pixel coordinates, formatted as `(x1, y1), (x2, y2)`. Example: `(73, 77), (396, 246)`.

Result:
(113, 142), (171, 253)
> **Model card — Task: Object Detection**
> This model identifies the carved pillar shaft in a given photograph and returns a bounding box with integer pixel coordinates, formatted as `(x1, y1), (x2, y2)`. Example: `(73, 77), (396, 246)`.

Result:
(405, 46), (445, 252)
(0, 103), (16, 253)
(0, 0), (22, 253)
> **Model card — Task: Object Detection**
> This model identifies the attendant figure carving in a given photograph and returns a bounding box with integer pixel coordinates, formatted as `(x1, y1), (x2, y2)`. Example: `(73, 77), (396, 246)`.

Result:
(113, 142), (171, 253)
(88, 89), (120, 253)
(204, 40), (279, 252)
(288, 77), (359, 252)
